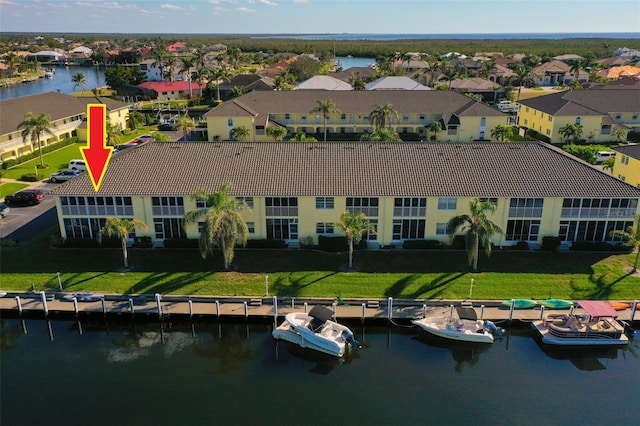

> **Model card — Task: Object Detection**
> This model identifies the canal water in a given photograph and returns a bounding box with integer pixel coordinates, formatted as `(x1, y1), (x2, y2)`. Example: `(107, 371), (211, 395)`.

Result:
(0, 66), (106, 101)
(1, 318), (638, 426)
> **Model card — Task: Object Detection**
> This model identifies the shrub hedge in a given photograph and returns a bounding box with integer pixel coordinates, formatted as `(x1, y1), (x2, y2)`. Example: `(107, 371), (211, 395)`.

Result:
(570, 241), (631, 252)
(246, 239), (287, 249)
(1, 137), (79, 169)
(541, 236), (562, 252)
(403, 239), (442, 249)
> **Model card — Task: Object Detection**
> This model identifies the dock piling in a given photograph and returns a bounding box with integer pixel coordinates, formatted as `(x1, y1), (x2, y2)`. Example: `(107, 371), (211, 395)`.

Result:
(73, 298), (78, 317)
(332, 302), (336, 319)
(362, 303), (366, 324)
(304, 302), (308, 313)
(188, 300), (193, 320)
(40, 291), (48, 317)
(388, 297), (393, 321)
(540, 306), (545, 320)
(155, 293), (162, 320)
(273, 296), (278, 320)
(423, 304), (427, 319)
(508, 299), (515, 323)
(216, 300), (220, 319)
(129, 298), (134, 316)
(631, 300), (637, 321)
(481, 305), (485, 320)
(101, 298), (106, 318)
(244, 301), (248, 320)
(15, 296), (22, 316)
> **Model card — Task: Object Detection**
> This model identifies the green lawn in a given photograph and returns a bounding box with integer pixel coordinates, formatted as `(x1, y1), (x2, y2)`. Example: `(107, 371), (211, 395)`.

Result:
(3, 126), (155, 181)
(0, 182), (29, 198)
(1, 229), (638, 300)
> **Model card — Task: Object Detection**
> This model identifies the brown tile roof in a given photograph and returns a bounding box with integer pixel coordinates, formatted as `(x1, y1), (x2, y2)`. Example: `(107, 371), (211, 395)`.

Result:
(518, 89), (640, 116)
(204, 90), (503, 119)
(50, 141), (640, 199)
(0, 92), (129, 136)
(612, 144), (640, 160)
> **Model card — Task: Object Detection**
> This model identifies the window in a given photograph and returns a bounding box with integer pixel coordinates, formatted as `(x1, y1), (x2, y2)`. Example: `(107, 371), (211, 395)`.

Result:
(523, 119), (528, 125)
(236, 197), (254, 209)
(285, 113), (290, 120)
(506, 220), (540, 241)
(392, 219), (426, 240)
(363, 219), (378, 241)
(266, 218), (298, 240)
(509, 198), (543, 217)
(575, 116), (581, 125)
(436, 223), (448, 235)
(154, 218), (186, 240)
(546, 129), (551, 135)
(316, 222), (335, 235)
(622, 155), (629, 165)
(561, 198), (637, 218)
(341, 114), (346, 120)
(246, 221), (255, 234)
(479, 198), (498, 207)
(316, 197), (334, 209)
(227, 118), (233, 127)
(346, 197), (379, 216)
(152, 196), (184, 216)
(447, 126), (458, 135)
(615, 113), (621, 120)
(394, 198), (426, 217)
(266, 197), (298, 216)
(196, 199), (209, 209)
(559, 220), (633, 242)
(438, 198), (457, 210)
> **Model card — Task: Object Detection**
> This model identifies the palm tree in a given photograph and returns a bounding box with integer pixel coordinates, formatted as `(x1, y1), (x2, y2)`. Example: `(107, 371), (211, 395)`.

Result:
(99, 217), (148, 269)
(569, 59), (585, 81)
(177, 115), (195, 141)
(360, 127), (402, 142)
(180, 57), (195, 97)
(5, 52), (22, 77)
(613, 128), (627, 143)
(311, 99), (340, 142)
(490, 125), (515, 142)
(209, 68), (231, 101)
(559, 123), (575, 142)
(18, 112), (54, 167)
(447, 198), (504, 272)
(429, 120), (442, 142)
(71, 72), (87, 92)
(106, 122), (121, 146)
(369, 103), (400, 130)
(609, 215), (640, 274)
(336, 210), (375, 269)
(126, 111), (145, 131)
(601, 157), (615, 174)
(183, 182), (249, 270)
(291, 131), (317, 142)
(441, 66), (458, 89)
(266, 126), (287, 141)
(230, 86), (244, 98)
(230, 125), (250, 141)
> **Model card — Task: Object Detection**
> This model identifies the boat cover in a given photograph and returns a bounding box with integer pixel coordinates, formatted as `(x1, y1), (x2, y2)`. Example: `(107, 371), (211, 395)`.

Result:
(455, 306), (478, 321)
(309, 305), (334, 322)
(578, 301), (618, 319)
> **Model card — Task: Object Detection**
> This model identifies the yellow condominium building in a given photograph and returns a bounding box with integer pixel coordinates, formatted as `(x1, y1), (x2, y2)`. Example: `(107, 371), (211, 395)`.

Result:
(0, 92), (130, 163)
(517, 89), (638, 144)
(50, 141), (640, 250)
(612, 144), (640, 188)
(204, 90), (508, 142)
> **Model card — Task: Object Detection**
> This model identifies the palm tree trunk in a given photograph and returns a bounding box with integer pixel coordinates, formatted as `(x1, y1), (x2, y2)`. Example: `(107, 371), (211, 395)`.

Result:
(37, 136), (44, 167)
(221, 237), (229, 270)
(122, 238), (129, 269)
(348, 238), (354, 269)
(323, 114), (327, 142)
(472, 233), (479, 272)
(633, 249), (640, 274)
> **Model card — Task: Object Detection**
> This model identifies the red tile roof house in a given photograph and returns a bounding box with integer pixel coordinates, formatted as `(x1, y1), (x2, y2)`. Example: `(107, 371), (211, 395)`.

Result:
(166, 42), (188, 53)
(138, 81), (206, 100)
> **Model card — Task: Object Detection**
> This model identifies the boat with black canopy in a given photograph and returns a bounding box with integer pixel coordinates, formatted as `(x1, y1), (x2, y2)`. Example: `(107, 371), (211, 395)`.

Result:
(272, 305), (360, 357)
(412, 305), (503, 344)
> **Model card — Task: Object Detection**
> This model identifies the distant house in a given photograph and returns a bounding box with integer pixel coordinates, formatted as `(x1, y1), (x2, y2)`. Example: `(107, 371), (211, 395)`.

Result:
(449, 78), (504, 102)
(26, 50), (66, 63)
(205, 43), (227, 52)
(138, 81), (205, 100)
(614, 47), (640, 58)
(166, 42), (188, 53)
(139, 59), (163, 82)
(294, 75), (352, 91)
(612, 144), (640, 188)
(365, 76), (430, 91)
(215, 74), (275, 100)
(532, 60), (583, 86)
(330, 67), (377, 84)
(588, 77), (640, 90)
(596, 65), (640, 80)
(552, 54), (583, 63)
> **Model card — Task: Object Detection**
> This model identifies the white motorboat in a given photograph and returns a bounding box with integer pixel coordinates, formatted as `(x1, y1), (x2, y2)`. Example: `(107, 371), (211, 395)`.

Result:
(532, 300), (630, 346)
(412, 305), (503, 344)
(272, 305), (360, 357)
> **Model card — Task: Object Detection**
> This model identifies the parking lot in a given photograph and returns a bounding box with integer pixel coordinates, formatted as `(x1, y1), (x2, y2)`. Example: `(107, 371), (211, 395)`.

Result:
(0, 180), (61, 241)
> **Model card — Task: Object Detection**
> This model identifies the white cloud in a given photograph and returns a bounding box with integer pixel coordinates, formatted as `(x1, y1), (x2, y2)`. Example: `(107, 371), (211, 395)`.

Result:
(293, 0), (308, 3)
(259, 0), (278, 5)
(237, 6), (256, 13)
(160, 3), (183, 10)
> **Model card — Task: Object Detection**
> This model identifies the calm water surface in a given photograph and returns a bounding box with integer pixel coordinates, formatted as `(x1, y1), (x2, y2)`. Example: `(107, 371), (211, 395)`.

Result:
(1, 318), (638, 426)
(0, 66), (106, 100)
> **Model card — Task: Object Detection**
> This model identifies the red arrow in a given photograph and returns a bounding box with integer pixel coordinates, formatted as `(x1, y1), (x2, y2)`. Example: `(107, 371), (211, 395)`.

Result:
(81, 104), (113, 192)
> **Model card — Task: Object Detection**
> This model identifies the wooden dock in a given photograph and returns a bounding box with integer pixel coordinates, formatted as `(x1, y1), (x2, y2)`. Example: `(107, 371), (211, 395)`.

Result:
(0, 292), (637, 324)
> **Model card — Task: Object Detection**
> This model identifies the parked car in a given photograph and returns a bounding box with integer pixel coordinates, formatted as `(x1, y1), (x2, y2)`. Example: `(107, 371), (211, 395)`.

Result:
(0, 202), (9, 218)
(49, 169), (80, 183)
(68, 159), (87, 171)
(158, 122), (175, 131)
(496, 100), (518, 113)
(135, 134), (154, 143)
(4, 189), (45, 206)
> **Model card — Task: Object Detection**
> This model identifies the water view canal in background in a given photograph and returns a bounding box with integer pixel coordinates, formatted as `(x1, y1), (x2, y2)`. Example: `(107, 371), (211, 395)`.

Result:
(1, 318), (638, 426)
(0, 66), (106, 101)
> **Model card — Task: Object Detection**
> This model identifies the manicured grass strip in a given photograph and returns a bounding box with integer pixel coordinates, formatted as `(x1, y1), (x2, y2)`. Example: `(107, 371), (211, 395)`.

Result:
(1, 229), (638, 299)
(0, 182), (29, 198)
(2, 143), (84, 179)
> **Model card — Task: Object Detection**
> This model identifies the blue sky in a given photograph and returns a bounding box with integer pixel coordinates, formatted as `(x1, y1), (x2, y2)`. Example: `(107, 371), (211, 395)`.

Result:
(1, 0), (639, 34)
